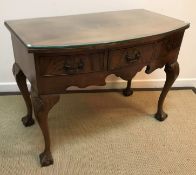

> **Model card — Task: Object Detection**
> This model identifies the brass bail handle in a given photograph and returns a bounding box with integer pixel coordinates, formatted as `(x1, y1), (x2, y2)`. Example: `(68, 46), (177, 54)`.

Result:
(64, 59), (84, 74)
(126, 50), (141, 63)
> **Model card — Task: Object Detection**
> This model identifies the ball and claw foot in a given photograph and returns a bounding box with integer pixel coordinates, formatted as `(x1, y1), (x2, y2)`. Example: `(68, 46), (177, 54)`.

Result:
(21, 115), (35, 127)
(123, 88), (133, 97)
(154, 111), (168, 122)
(39, 151), (54, 167)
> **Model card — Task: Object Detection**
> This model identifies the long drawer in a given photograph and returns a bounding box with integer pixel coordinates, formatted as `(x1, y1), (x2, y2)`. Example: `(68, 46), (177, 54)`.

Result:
(37, 51), (105, 76)
(108, 44), (154, 70)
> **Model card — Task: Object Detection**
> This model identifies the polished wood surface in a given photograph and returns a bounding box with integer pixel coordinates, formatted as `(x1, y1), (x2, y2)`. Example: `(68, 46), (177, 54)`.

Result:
(12, 63), (35, 127)
(5, 9), (189, 49)
(155, 62), (180, 121)
(38, 51), (105, 76)
(5, 9), (189, 167)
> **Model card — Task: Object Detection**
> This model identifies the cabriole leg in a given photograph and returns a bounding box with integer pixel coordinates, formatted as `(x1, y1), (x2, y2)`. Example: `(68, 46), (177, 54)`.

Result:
(32, 95), (60, 167)
(155, 62), (179, 121)
(12, 63), (34, 127)
(123, 79), (133, 96)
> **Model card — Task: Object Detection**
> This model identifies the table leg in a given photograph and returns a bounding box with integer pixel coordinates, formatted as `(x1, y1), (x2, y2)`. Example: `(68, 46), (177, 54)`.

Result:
(155, 61), (179, 121)
(12, 63), (34, 127)
(123, 79), (133, 96)
(32, 95), (60, 167)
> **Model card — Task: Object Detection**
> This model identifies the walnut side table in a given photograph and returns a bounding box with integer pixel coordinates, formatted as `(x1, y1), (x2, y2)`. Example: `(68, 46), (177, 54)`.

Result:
(5, 9), (189, 167)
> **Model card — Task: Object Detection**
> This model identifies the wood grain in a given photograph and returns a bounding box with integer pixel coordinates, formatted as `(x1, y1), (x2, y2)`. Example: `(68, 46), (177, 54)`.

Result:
(5, 9), (189, 50)
(5, 9), (189, 167)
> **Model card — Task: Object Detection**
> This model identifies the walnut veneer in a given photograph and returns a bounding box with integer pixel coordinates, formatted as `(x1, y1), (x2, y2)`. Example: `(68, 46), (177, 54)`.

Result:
(5, 9), (189, 167)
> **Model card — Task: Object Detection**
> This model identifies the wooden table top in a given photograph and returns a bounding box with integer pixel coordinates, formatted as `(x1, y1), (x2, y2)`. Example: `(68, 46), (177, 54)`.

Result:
(5, 9), (189, 49)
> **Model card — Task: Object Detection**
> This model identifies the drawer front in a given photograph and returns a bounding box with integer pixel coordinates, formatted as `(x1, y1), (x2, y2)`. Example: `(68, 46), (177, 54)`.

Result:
(108, 44), (154, 70)
(38, 52), (105, 76)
